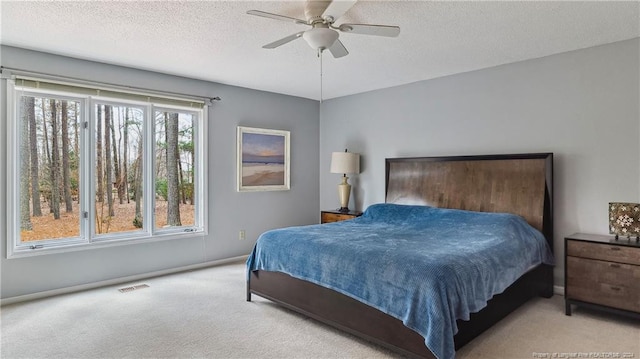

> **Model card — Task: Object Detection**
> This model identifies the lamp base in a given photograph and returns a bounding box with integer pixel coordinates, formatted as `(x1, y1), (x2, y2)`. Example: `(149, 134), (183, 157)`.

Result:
(337, 176), (352, 214)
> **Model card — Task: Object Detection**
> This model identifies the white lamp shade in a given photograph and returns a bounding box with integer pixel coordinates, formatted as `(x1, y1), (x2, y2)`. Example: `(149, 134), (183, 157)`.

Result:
(330, 152), (360, 174)
(302, 27), (339, 50)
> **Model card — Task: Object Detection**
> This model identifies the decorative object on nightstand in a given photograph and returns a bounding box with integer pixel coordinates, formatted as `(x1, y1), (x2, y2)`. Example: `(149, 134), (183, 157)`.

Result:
(320, 209), (363, 224)
(330, 149), (360, 213)
(564, 233), (640, 319)
(609, 202), (640, 241)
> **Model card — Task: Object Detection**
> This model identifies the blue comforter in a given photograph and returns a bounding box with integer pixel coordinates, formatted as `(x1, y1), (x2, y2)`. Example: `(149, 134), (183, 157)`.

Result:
(246, 203), (554, 359)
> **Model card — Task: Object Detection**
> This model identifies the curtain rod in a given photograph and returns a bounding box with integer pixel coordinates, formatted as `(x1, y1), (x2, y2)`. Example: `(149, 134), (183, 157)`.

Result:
(0, 65), (221, 104)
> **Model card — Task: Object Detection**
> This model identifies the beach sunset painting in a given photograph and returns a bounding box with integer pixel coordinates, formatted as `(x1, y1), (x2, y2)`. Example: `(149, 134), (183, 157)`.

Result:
(237, 127), (290, 191)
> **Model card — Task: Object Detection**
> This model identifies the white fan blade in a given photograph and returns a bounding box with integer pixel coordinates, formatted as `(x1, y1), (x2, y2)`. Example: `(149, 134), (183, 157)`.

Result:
(263, 31), (305, 49)
(321, 0), (357, 22)
(328, 39), (349, 58)
(247, 10), (307, 25)
(338, 23), (400, 37)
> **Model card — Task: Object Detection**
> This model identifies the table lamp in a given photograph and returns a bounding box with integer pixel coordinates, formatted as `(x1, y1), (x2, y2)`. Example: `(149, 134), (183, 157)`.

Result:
(330, 150), (360, 212)
(609, 202), (640, 241)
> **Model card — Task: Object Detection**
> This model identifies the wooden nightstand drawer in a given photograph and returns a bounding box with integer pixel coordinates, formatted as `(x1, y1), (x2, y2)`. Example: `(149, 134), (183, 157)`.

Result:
(566, 256), (640, 313)
(320, 210), (362, 224)
(322, 213), (352, 223)
(567, 240), (640, 265)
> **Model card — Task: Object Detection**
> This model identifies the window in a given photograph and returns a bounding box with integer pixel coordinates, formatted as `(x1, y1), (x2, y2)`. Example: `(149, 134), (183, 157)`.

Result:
(6, 77), (206, 256)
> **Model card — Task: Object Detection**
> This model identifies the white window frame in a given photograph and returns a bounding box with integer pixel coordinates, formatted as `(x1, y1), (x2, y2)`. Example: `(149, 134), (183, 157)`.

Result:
(6, 78), (208, 258)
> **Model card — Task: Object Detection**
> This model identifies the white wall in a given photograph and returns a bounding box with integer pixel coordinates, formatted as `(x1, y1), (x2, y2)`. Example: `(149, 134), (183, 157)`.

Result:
(0, 46), (320, 299)
(319, 39), (640, 286)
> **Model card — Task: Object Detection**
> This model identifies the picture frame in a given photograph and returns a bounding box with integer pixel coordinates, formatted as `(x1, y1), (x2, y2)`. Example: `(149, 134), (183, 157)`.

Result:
(237, 126), (290, 192)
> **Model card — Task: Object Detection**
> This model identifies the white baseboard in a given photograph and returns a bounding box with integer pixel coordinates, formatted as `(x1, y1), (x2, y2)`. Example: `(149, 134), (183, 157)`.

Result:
(1, 255), (248, 306)
(554, 285), (564, 296)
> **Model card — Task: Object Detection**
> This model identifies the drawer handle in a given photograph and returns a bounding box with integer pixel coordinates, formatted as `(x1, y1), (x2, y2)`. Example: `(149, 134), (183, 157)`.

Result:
(609, 247), (621, 251)
(609, 263), (621, 268)
(610, 286), (622, 291)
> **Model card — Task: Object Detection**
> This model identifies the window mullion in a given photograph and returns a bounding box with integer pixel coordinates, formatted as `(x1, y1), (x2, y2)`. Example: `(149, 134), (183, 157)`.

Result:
(85, 98), (95, 242)
(144, 105), (155, 235)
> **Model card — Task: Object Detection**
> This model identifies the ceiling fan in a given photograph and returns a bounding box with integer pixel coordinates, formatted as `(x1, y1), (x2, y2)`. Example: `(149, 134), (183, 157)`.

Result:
(247, 0), (400, 58)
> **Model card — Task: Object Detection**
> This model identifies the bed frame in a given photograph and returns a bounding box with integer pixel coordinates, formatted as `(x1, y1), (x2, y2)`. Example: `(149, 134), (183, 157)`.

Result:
(247, 153), (554, 358)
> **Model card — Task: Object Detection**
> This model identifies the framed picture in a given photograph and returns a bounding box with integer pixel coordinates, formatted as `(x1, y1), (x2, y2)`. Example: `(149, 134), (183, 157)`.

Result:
(237, 126), (290, 192)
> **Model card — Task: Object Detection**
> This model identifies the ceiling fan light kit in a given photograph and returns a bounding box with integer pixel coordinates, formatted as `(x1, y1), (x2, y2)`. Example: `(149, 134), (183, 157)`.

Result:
(302, 26), (339, 50)
(247, 0), (400, 58)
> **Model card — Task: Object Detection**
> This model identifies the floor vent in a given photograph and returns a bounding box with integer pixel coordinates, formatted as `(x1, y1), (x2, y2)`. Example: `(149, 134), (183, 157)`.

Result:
(118, 284), (150, 293)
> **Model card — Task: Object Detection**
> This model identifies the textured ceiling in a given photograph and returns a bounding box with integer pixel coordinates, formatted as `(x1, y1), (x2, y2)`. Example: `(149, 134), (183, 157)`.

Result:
(1, 1), (639, 100)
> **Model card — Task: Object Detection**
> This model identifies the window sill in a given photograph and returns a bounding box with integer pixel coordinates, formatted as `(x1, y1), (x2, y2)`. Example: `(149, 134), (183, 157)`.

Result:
(7, 229), (206, 259)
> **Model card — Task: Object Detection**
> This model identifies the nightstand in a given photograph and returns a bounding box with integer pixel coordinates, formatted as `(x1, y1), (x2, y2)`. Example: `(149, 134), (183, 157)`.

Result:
(320, 210), (363, 224)
(564, 233), (640, 319)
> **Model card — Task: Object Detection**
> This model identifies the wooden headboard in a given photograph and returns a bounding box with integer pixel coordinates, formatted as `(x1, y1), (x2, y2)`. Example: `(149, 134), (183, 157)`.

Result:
(385, 153), (553, 246)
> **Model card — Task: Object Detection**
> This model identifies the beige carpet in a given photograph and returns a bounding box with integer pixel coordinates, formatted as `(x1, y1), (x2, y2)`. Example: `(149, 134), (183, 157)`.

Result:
(1, 260), (638, 359)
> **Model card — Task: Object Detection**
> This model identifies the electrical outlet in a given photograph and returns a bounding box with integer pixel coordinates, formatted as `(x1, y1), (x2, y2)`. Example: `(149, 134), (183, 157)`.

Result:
(239, 230), (246, 240)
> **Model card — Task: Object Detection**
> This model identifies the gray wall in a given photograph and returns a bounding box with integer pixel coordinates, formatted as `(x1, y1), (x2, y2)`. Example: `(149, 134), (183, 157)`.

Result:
(319, 38), (640, 286)
(2, 38), (638, 299)
(0, 46), (320, 299)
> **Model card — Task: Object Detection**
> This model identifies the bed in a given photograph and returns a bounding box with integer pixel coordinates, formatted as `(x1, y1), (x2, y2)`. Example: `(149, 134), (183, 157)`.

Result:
(246, 153), (554, 359)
